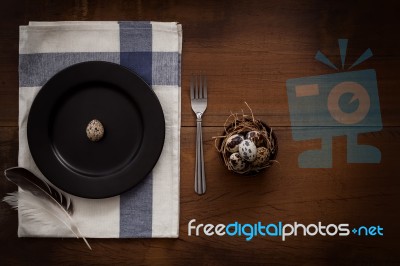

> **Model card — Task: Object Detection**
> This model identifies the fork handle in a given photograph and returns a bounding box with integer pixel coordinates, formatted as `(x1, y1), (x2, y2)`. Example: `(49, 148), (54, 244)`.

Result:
(195, 117), (206, 195)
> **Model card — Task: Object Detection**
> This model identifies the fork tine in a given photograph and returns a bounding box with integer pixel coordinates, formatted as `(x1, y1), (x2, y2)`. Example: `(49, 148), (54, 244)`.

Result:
(199, 74), (203, 98)
(203, 75), (207, 98)
(190, 75), (194, 99)
(195, 76), (199, 99)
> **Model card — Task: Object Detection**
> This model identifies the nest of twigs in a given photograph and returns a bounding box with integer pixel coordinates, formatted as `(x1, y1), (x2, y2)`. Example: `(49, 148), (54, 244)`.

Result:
(213, 103), (278, 175)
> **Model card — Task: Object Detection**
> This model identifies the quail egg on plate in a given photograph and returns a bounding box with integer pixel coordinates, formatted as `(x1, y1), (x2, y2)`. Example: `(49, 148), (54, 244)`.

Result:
(86, 119), (104, 142)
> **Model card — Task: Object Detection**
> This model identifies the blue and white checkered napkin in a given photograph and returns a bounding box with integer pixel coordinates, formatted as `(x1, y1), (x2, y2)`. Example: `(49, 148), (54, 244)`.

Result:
(18, 21), (181, 238)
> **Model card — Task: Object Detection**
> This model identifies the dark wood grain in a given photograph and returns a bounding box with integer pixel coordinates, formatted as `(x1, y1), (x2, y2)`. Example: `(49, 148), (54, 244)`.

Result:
(1, 0), (400, 265)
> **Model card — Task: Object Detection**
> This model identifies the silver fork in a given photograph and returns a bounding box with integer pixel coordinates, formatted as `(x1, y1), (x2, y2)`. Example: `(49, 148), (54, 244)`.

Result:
(190, 74), (207, 195)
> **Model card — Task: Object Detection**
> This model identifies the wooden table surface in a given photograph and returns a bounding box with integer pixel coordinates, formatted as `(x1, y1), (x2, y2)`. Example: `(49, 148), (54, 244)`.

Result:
(1, 0), (400, 265)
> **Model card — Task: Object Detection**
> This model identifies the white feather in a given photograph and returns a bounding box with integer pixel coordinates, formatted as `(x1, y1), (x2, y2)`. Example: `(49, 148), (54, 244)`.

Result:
(3, 191), (91, 250)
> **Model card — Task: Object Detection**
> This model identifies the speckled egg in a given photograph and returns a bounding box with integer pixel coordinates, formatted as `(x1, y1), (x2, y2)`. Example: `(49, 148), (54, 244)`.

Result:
(225, 134), (244, 153)
(246, 131), (263, 146)
(238, 139), (257, 162)
(86, 119), (104, 142)
(229, 153), (247, 171)
(252, 147), (270, 167)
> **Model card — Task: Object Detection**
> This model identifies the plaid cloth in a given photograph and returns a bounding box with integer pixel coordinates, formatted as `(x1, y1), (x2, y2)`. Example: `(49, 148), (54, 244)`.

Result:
(18, 21), (181, 238)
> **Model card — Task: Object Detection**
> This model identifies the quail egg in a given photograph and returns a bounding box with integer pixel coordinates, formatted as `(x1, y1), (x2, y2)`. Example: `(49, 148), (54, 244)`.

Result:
(229, 153), (247, 171)
(238, 139), (257, 162)
(86, 119), (104, 142)
(226, 134), (244, 153)
(246, 131), (263, 146)
(252, 147), (270, 167)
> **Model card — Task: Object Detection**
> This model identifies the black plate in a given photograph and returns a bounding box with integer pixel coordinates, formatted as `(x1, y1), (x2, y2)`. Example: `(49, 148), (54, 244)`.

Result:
(27, 61), (165, 199)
